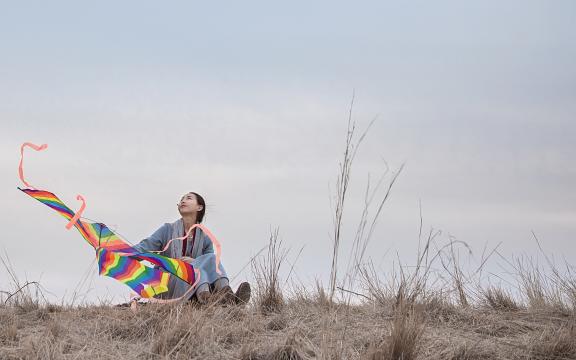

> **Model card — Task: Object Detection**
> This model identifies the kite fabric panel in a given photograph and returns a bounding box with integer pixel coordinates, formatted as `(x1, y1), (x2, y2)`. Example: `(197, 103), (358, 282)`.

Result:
(97, 247), (170, 298)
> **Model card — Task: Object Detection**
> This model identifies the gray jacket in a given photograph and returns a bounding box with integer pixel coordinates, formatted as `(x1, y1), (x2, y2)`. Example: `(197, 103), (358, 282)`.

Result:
(133, 219), (214, 259)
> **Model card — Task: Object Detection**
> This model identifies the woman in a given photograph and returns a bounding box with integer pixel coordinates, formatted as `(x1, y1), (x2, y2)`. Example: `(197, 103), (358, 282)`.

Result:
(133, 192), (250, 305)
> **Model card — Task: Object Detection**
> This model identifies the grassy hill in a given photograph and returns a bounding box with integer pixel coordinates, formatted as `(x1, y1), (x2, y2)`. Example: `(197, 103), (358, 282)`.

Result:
(1, 264), (575, 360)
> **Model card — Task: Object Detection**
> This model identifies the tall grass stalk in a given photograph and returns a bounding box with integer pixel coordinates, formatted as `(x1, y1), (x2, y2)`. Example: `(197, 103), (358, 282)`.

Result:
(251, 227), (288, 314)
(329, 93), (403, 304)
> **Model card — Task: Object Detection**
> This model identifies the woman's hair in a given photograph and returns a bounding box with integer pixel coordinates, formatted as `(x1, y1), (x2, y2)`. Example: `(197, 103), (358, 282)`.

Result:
(188, 191), (206, 223)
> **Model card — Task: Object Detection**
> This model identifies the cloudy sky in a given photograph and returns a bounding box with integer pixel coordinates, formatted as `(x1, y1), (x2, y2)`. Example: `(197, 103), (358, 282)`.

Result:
(1, 1), (574, 303)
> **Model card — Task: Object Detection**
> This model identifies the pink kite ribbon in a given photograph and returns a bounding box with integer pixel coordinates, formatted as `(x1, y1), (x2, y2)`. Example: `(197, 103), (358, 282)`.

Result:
(151, 223), (223, 275)
(66, 195), (86, 230)
(19, 142), (48, 189)
(19, 142), (87, 231)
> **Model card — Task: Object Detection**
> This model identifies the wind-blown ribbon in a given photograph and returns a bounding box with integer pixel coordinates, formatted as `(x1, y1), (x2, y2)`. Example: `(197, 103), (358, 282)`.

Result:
(19, 142), (47, 189)
(66, 195), (86, 230)
(151, 223), (223, 275)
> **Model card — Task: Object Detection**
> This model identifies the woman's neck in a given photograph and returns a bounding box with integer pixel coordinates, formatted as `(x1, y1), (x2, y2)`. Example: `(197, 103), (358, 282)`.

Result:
(182, 215), (198, 232)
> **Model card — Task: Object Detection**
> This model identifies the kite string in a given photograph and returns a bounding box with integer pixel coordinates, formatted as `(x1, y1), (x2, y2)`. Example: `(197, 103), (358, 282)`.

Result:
(18, 142), (48, 189)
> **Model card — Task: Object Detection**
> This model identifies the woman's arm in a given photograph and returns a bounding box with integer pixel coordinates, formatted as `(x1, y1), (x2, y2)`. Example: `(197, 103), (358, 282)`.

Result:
(132, 223), (170, 253)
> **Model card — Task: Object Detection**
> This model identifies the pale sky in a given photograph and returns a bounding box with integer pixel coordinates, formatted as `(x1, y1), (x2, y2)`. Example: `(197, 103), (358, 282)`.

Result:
(1, 1), (574, 304)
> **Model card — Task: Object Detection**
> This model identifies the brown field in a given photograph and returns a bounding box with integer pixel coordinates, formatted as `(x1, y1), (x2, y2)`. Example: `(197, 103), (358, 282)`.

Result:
(2, 117), (574, 359)
(1, 249), (575, 360)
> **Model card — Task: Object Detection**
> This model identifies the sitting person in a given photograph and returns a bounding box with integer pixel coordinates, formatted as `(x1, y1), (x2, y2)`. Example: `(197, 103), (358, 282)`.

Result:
(133, 191), (250, 305)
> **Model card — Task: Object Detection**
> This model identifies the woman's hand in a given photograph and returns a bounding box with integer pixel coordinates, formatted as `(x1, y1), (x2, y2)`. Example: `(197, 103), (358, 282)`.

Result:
(180, 256), (195, 263)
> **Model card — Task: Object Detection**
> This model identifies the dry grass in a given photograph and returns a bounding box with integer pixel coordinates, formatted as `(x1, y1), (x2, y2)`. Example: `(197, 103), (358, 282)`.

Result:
(252, 227), (287, 314)
(430, 340), (498, 360)
(481, 286), (521, 312)
(2, 226), (576, 360)
(1, 289), (574, 359)
(4, 108), (575, 359)
(365, 309), (424, 360)
(526, 323), (576, 360)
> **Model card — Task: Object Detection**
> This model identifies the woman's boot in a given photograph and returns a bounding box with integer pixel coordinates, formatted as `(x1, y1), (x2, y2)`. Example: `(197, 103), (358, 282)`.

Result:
(235, 282), (251, 305)
(215, 286), (236, 305)
(196, 290), (211, 305)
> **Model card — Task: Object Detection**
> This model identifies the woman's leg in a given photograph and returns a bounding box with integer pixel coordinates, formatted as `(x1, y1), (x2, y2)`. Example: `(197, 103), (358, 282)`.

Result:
(213, 277), (229, 291)
(192, 254), (232, 303)
(196, 282), (211, 304)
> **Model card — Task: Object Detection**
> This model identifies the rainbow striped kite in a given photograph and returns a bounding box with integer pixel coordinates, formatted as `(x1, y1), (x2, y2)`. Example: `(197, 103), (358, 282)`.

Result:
(18, 143), (197, 299)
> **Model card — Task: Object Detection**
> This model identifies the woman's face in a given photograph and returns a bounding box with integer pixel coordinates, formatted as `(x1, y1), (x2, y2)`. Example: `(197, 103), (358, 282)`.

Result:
(177, 193), (203, 216)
